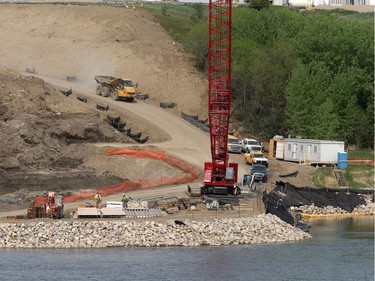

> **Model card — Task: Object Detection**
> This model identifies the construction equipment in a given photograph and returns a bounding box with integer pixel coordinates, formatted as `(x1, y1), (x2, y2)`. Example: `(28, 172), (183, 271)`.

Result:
(202, 0), (238, 195)
(27, 191), (64, 219)
(94, 75), (136, 102)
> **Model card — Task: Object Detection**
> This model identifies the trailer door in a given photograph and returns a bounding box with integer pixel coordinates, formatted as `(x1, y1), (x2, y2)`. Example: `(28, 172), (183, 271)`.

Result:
(275, 142), (284, 159)
(292, 143), (297, 159)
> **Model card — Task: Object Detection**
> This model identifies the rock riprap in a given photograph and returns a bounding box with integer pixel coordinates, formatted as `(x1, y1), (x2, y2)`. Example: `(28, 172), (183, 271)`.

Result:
(0, 214), (310, 248)
(291, 201), (375, 215)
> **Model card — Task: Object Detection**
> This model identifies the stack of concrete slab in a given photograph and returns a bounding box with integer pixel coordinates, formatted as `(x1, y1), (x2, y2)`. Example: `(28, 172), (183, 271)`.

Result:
(75, 207), (166, 219)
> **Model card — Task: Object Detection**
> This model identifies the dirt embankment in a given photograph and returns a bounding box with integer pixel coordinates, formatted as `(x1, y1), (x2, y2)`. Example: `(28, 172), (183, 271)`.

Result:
(0, 4), (208, 117)
(0, 4), (209, 201)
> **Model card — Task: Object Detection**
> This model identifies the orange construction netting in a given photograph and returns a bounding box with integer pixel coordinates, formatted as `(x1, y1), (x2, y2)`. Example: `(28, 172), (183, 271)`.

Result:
(64, 148), (198, 203)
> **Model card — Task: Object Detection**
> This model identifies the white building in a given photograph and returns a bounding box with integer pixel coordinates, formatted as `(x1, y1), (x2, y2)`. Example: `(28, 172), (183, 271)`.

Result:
(282, 138), (345, 164)
(273, 0), (374, 7)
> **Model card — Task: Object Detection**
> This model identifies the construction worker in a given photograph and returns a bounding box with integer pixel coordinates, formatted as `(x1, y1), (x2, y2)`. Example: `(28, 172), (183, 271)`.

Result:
(94, 192), (102, 209)
(121, 193), (129, 209)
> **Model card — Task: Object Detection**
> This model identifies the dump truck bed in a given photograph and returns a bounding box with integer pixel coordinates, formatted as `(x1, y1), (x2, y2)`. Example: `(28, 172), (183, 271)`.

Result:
(94, 75), (118, 85)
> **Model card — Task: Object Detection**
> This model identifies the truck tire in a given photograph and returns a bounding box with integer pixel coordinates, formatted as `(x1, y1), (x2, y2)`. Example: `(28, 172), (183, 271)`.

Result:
(96, 85), (103, 96)
(111, 91), (119, 101)
(102, 86), (110, 97)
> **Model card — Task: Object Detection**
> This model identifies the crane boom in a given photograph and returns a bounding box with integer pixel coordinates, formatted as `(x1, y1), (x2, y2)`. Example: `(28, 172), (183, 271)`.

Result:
(203, 0), (238, 195)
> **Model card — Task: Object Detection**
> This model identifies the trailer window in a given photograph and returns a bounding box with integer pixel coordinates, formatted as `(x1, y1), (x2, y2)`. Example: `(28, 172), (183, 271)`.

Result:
(288, 144), (291, 151)
(300, 145), (303, 152)
(314, 146), (318, 153)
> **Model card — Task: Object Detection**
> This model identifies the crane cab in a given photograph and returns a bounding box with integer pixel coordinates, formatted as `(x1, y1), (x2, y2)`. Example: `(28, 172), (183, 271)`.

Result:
(203, 162), (239, 195)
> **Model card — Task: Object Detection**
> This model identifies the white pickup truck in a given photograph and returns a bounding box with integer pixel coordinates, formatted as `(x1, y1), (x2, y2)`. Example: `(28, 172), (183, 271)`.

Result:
(241, 138), (261, 153)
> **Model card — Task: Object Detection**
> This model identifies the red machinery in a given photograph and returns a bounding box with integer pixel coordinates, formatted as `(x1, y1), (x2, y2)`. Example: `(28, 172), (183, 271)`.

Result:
(45, 192), (64, 219)
(203, 0), (238, 195)
(27, 192), (64, 219)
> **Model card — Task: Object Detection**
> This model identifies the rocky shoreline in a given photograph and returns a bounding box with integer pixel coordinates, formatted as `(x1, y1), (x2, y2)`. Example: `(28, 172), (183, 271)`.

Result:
(291, 201), (375, 215)
(0, 214), (310, 249)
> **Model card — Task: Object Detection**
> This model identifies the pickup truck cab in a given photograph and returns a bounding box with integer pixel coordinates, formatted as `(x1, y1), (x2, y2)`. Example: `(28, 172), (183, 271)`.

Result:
(227, 135), (242, 153)
(245, 151), (269, 167)
(250, 164), (268, 182)
(241, 138), (260, 153)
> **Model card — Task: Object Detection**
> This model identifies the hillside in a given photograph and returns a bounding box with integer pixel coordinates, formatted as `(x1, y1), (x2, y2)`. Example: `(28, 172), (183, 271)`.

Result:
(0, 4), (207, 116)
(0, 4), (208, 201)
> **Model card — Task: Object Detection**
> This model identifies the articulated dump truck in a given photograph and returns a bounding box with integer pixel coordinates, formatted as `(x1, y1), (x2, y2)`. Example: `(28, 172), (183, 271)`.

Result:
(94, 75), (136, 102)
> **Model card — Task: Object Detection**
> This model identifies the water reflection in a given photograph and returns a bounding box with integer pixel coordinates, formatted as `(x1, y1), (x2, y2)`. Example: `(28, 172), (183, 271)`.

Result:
(308, 216), (374, 240)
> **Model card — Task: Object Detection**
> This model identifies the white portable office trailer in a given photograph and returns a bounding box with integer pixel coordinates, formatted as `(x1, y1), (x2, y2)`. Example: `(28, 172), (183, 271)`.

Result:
(283, 138), (345, 164)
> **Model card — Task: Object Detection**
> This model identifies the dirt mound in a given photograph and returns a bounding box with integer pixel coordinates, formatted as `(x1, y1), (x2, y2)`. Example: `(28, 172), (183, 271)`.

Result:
(0, 66), (135, 193)
(0, 66), (179, 199)
(0, 4), (207, 117)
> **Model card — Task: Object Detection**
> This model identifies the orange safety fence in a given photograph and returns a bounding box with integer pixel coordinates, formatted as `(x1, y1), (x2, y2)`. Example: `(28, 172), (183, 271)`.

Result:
(64, 148), (198, 203)
(107, 148), (165, 160)
(348, 159), (374, 167)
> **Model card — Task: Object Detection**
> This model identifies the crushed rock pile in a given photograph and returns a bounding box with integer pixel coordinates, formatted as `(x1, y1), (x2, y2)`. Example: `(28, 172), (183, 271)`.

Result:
(0, 214), (310, 249)
(291, 201), (375, 215)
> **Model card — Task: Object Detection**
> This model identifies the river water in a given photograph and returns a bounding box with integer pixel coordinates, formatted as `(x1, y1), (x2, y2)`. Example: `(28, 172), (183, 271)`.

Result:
(0, 216), (373, 281)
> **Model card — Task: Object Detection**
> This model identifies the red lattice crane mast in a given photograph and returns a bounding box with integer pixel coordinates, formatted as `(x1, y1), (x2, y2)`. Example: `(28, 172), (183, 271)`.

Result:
(203, 0), (238, 195)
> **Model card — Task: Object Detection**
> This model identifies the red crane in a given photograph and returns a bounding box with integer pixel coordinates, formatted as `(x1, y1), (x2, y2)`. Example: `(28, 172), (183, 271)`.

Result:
(203, 0), (238, 195)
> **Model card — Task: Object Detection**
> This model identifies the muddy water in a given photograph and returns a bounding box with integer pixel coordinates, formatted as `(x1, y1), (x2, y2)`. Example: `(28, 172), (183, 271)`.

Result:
(0, 216), (373, 281)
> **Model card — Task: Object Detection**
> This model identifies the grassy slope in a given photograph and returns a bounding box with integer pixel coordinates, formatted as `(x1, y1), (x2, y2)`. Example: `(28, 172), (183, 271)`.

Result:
(311, 163), (374, 189)
(144, 3), (208, 42)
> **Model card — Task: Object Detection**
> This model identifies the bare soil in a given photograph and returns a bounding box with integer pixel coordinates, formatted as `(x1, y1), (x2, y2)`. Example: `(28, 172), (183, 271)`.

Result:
(0, 4), (318, 213)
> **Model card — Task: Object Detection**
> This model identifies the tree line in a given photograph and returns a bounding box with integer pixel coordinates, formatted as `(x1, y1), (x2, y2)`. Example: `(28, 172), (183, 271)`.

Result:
(183, 7), (374, 148)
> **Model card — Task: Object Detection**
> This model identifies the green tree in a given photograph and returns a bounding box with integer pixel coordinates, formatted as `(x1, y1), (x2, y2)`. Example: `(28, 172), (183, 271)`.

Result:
(286, 62), (334, 138)
(312, 99), (340, 140)
(326, 68), (366, 143)
(232, 40), (298, 139)
(231, 40), (258, 134)
(161, 5), (169, 16)
(192, 3), (204, 20)
(231, 8), (303, 139)
(249, 0), (270, 10)
(232, 39), (257, 109)
(294, 15), (374, 74)
(183, 22), (208, 71)
(249, 42), (298, 138)
(171, 6), (374, 146)
(232, 8), (304, 46)
(285, 61), (374, 143)
(362, 98), (375, 148)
